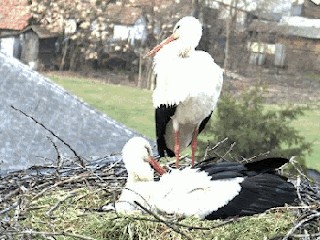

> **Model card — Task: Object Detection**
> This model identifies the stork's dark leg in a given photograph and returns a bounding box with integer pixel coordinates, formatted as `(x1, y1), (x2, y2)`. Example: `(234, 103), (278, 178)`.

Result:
(191, 128), (199, 167)
(174, 130), (180, 168)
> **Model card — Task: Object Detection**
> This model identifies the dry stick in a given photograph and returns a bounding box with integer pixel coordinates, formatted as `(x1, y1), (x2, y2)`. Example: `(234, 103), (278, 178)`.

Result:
(75, 188), (107, 202)
(202, 143), (210, 161)
(46, 192), (77, 217)
(244, 150), (270, 162)
(172, 217), (238, 231)
(101, 159), (122, 172)
(289, 157), (310, 206)
(134, 201), (193, 240)
(0, 201), (20, 215)
(30, 173), (91, 202)
(129, 200), (237, 231)
(290, 156), (314, 183)
(13, 198), (22, 221)
(221, 141), (236, 159)
(11, 230), (97, 240)
(0, 188), (20, 203)
(202, 137), (229, 161)
(282, 211), (320, 240)
(129, 215), (238, 231)
(10, 105), (85, 167)
(291, 232), (320, 238)
(47, 136), (63, 171)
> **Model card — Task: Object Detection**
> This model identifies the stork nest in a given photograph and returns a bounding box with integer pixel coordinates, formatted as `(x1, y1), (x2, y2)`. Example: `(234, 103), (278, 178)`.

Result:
(0, 152), (319, 240)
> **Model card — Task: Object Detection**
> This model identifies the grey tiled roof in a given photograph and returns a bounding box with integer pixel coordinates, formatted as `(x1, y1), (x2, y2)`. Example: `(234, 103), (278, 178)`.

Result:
(0, 52), (145, 171)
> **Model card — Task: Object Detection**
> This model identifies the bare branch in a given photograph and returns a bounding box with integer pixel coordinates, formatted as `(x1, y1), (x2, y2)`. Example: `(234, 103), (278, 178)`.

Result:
(134, 201), (193, 240)
(282, 212), (320, 240)
(10, 229), (97, 240)
(10, 105), (85, 167)
(46, 192), (77, 217)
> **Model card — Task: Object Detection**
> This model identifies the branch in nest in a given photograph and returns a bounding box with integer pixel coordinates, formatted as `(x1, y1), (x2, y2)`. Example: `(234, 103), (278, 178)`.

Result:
(282, 211), (320, 240)
(133, 201), (239, 236)
(46, 191), (78, 217)
(202, 137), (229, 161)
(9, 229), (97, 240)
(134, 201), (193, 240)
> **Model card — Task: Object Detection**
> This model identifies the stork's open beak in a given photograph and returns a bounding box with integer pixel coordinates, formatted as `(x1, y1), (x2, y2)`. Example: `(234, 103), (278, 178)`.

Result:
(147, 156), (167, 176)
(144, 33), (179, 58)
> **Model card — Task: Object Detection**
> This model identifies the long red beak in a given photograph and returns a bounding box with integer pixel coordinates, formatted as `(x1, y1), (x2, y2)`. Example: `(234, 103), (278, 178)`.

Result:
(144, 33), (178, 58)
(147, 156), (167, 176)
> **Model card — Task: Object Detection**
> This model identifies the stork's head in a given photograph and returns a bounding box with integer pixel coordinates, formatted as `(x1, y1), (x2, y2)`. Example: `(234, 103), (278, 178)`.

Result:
(121, 137), (166, 183)
(172, 16), (202, 50)
(145, 16), (202, 58)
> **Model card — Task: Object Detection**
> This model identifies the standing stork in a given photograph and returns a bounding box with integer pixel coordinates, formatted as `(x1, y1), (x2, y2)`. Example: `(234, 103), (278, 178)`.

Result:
(145, 16), (223, 167)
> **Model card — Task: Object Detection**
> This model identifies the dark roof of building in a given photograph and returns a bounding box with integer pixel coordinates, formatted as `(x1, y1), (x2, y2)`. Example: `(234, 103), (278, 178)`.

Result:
(106, 4), (143, 25)
(0, 53), (150, 172)
(248, 19), (320, 39)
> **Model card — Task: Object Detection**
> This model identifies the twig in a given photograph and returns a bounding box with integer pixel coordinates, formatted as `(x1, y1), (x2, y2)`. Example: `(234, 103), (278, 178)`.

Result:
(202, 137), (228, 161)
(0, 201), (20, 215)
(10, 105), (85, 167)
(10, 229), (97, 240)
(289, 156), (314, 182)
(205, 137), (233, 161)
(222, 141), (236, 159)
(13, 198), (22, 221)
(47, 136), (63, 172)
(172, 217), (238, 231)
(134, 201), (193, 240)
(102, 159), (123, 172)
(0, 188), (20, 203)
(282, 211), (320, 240)
(202, 142), (210, 161)
(290, 232), (320, 238)
(46, 192), (77, 217)
(244, 150), (270, 162)
(30, 173), (91, 202)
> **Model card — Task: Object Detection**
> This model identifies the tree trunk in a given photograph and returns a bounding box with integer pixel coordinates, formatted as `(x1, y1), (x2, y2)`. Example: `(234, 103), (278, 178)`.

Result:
(138, 52), (143, 88)
(60, 38), (69, 71)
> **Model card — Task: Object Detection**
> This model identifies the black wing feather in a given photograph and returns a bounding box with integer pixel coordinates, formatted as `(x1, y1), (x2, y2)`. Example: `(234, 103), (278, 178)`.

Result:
(155, 104), (177, 157)
(198, 157), (297, 220)
(205, 173), (297, 220)
(197, 158), (289, 180)
(198, 111), (212, 134)
(155, 106), (212, 157)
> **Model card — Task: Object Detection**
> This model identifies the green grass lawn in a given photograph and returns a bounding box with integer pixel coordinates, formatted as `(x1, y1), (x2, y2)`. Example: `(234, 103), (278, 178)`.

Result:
(49, 73), (155, 138)
(48, 72), (320, 170)
(290, 107), (320, 170)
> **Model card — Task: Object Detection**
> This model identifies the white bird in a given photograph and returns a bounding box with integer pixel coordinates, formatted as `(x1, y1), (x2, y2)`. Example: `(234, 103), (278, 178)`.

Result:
(114, 137), (297, 220)
(145, 16), (224, 167)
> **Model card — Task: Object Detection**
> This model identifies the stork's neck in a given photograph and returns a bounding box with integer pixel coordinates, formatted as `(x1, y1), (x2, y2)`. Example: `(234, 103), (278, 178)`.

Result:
(126, 160), (154, 184)
(127, 172), (153, 183)
(176, 43), (197, 58)
(158, 41), (195, 59)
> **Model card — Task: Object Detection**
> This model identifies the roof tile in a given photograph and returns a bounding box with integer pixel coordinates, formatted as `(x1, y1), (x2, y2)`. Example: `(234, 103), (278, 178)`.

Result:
(0, 0), (31, 31)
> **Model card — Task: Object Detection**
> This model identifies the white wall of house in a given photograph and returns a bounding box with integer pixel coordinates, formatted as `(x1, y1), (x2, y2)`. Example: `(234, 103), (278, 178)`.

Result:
(0, 36), (21, 59)
(113, 25), (131, 40)
(112, 16), (147, 45)
(0, 37), (15, 57)
(129, 17), (147, 45)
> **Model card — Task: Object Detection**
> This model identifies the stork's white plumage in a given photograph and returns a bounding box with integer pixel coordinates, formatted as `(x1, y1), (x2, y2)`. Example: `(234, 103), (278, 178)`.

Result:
(146, 16), (223, 167)
(114, 137), (297, 220)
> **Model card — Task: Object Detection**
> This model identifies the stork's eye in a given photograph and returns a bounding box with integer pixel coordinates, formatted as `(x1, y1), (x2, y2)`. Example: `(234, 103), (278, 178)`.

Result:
(176, 25), (180, 30)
